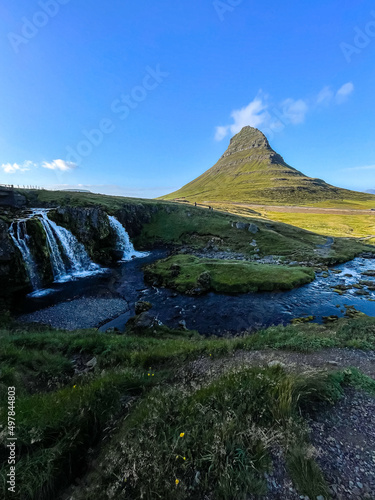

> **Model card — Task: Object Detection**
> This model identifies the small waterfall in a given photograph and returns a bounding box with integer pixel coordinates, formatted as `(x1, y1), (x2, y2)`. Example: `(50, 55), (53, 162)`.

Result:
(9, 209), (103, 296)
(35, 210), (101, 282)
(108, 215), (148, 261)
(9, 221), (42, 291)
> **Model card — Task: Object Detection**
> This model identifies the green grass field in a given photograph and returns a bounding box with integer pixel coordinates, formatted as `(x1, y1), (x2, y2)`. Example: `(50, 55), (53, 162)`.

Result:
(2, 317), (375, 499)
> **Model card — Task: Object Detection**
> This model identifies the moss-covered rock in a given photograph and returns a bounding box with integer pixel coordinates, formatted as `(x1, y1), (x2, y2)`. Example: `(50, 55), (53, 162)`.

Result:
(26, 218), (53, 285)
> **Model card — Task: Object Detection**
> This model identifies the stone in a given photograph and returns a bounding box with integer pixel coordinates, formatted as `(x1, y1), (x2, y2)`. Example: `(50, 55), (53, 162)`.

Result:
(135, 301), (152, 315)
(291, 316), (315, 325)
(268, 360), (286, 368)
(178, 320), (188, 330)
(86, 357), (97, 369)
(132, 312), (157, 329)
(248, 223), (259, 234)
(197, 271), (211, 290)
(323, 315), (339, 323)
(236, 222), (247, 230)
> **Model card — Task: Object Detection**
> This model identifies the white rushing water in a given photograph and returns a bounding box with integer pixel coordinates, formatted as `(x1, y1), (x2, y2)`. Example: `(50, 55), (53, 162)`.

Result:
(9, 220), (42, 291)
(9, 210), (104, 296)
(35, 210), (102, 282)
(9, 210), (147, 297)
(108, 215), (149, 261)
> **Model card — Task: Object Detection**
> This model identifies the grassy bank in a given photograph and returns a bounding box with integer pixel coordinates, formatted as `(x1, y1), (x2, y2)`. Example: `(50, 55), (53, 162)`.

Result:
(1, 317), (375, 498)
(11, 188), (375, 265)
(144, 254), (315, 294)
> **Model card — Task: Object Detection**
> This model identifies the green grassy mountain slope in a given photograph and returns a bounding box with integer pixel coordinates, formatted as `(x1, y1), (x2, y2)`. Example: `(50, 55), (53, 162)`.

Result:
(161, 127), (375, 208)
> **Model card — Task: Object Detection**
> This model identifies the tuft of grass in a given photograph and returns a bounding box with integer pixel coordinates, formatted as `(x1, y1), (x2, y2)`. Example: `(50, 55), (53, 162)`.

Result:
(74, 366), (338, 500)
(0, 368), (154, 500)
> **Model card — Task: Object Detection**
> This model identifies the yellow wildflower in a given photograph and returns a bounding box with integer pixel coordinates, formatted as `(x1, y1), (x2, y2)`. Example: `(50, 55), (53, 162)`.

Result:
(180, 432), (185, 438)
(175, 479), (180, 485)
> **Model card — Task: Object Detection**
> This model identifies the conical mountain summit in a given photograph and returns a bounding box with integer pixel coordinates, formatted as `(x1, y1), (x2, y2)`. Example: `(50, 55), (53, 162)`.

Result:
(162, 126), (374, 207)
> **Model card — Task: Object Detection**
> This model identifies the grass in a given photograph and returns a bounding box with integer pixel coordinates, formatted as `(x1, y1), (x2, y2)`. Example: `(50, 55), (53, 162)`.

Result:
(10, 187), (374, 266)
(262, 211), (375, 245)
(144, 254), (316, 294)
(72, 366), (345, 500)
(136, 201), (373, 264)
(2, 316), (375, 499)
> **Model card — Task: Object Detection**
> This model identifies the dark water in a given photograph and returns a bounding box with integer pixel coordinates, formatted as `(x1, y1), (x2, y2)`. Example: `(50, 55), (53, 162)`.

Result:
(15, 252), (375, 335)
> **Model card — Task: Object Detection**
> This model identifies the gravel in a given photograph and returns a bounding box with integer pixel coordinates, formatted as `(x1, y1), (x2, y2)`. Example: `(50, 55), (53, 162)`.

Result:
(18, 297), (129, 330)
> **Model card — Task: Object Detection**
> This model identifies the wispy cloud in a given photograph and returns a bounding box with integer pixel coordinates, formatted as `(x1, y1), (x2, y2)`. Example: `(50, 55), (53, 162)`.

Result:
(1, 159), (77, 174)
(342, 164), (375, 172)
(0, 161), (35, 174)
(215, 82), (355, 141)
(335, 82), (354, 103)
(42, 160), (76, 171)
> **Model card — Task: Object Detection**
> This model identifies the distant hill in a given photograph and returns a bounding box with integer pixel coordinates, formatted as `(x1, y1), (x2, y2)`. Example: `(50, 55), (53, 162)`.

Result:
(161, 127), (375, 208)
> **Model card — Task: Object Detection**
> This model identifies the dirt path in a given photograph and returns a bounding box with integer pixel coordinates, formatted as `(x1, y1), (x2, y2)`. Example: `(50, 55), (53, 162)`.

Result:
(181, 348), (375, 382)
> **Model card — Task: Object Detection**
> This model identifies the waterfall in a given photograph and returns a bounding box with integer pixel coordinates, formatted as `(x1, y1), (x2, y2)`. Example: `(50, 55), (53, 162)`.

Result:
(35, 210), (102, 282)
(9, 210), (103, 295)
(108, 215), (148, 261)
(9, 221), (42, 291)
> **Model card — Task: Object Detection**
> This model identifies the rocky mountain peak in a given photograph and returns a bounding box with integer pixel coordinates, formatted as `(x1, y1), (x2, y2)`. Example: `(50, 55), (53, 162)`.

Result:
(222, 126), (272, 159)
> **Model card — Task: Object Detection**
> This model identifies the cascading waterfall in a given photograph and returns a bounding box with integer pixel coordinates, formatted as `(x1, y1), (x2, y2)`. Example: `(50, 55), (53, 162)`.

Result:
(108, 215), (148, 261)
(9, 209), (103, 295)
(9, 220), (42, 291)
(35, 210), (102, 282)
(9, 209), (148, 297)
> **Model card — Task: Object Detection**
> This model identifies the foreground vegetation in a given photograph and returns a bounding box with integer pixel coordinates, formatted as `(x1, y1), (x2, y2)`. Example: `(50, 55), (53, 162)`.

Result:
(1, 316), (375, 499)
(144, 254), (315, 294)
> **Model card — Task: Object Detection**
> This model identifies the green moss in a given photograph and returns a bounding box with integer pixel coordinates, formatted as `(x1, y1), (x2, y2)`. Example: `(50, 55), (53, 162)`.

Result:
(144, 254), (315, 294)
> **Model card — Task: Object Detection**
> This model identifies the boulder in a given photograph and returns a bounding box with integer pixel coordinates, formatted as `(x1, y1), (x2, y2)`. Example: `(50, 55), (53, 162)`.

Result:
(248, 223), (259, 234)
(135, 301), (152, 315)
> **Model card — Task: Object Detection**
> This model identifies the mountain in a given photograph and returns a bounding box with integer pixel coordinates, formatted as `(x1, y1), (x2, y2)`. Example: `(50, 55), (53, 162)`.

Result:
(161, 127), (375, 208)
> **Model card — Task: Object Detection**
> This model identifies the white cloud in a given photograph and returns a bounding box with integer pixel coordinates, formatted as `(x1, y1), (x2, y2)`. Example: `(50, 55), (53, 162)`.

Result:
(280, 98), (309, 125)
(229, 97), (270, 134)
(42, 159), (77, 171)
(335, 82), (354, 103)
(0, 161), (35, 174)
(215, 126), (230, 141)
(215, 82), (355, 141)
(316, 86), (334, 105)
(342, 164), (375, 172)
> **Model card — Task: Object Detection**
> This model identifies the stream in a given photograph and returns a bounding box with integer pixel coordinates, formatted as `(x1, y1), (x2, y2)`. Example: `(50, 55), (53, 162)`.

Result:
(13, 251), (375, 335)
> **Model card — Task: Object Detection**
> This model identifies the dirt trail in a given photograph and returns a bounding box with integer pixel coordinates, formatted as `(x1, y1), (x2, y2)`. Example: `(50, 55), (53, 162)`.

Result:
(182, 347), (375, 382)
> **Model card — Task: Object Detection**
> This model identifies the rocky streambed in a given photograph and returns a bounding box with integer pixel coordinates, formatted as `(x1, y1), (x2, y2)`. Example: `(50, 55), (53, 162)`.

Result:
(14, 251), (375, 334)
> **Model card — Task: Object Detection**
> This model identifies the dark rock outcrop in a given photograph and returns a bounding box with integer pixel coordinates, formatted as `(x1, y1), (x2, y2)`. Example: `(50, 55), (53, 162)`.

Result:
(48, 207), (117, 265)
(0, 218), (28, 297)
(0, 187), (27, 208)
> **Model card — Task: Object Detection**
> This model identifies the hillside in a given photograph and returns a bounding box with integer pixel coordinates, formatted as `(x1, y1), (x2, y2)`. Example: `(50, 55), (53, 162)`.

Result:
(161, 127), (375, 208)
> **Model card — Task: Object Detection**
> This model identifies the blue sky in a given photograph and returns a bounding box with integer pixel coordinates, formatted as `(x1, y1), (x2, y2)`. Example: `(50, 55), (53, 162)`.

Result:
(0, 0), (374, 198)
